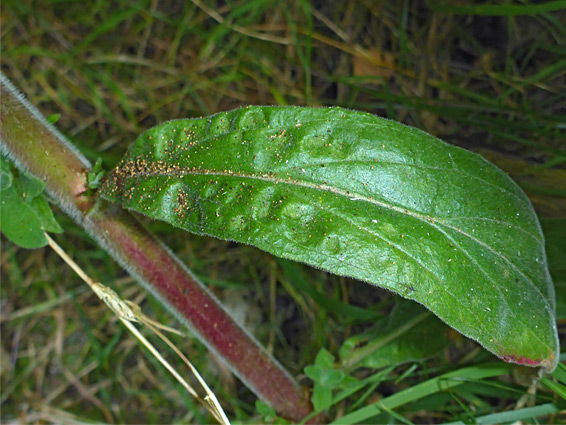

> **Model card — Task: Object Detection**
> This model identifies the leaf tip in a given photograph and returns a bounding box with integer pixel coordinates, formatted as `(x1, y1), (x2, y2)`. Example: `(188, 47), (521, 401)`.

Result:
(500, 352), (557, 373)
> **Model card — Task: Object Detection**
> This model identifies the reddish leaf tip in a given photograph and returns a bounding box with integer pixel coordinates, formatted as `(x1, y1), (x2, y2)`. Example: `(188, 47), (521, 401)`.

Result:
(501, 354), (540, 366)
(501, 352), (556, 372)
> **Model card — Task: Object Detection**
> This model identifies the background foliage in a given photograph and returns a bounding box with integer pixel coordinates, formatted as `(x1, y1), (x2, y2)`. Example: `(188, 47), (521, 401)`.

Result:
(1, 0), (565, 423)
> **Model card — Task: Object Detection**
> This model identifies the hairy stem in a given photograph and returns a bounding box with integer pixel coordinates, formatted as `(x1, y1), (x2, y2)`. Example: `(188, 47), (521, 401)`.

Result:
(0, 73), (313, 422)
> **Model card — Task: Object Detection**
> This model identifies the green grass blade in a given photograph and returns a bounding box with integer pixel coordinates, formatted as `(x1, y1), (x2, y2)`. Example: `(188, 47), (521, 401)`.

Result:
(431, 1), (566, 16)
(330, 363), (512, 424)
(442, 403), (561, 425)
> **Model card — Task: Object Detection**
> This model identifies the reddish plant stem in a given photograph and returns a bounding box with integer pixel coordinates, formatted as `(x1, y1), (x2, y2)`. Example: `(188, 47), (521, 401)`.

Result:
(0, 74), (313, 422)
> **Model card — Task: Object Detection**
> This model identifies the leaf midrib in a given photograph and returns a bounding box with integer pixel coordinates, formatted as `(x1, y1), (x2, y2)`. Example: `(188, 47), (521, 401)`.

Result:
(298, 159), (528, 207)
(120, 164), (550, 318)
(179, 111), (527, 206)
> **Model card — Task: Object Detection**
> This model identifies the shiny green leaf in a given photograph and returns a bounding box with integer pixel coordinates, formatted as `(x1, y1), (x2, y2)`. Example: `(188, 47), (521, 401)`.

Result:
(101, 106), (559, 370)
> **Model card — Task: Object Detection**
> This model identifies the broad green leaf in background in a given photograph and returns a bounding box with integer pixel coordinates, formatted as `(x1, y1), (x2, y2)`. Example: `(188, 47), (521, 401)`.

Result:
(340, 300), (450, 370)
(0, 156), (63, 248)
(277, 257), (381, 322)
(101, 106), (559, 371)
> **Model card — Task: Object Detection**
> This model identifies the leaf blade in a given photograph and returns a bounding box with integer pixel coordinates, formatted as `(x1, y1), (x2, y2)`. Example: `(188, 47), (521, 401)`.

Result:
(0, 156), (63, 248)
(101, 106), (558, 370)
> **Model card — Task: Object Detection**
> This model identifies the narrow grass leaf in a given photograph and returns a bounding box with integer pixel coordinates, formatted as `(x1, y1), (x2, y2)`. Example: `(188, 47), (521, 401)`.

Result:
(442, 403), (561, 425)
(551, 362), (566, 384)
(541, 218), (566, 320)
(541, 378), (566, 399)
(330, 363), (511, 424)
(278, 258), (380, 321)
(72, 8), (139, 55)
(430, 1), (566, 16)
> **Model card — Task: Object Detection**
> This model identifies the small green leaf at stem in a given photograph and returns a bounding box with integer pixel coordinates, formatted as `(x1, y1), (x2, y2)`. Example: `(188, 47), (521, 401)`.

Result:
(46, 113), (60, 124)
(87, 157), (106, 189)
(101, 106), (559, 371)
(0, 156), (63, 248)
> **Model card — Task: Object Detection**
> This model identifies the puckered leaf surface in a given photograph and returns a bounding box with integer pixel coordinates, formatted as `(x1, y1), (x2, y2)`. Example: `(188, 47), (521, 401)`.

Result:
(101, 106), (559, 370)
